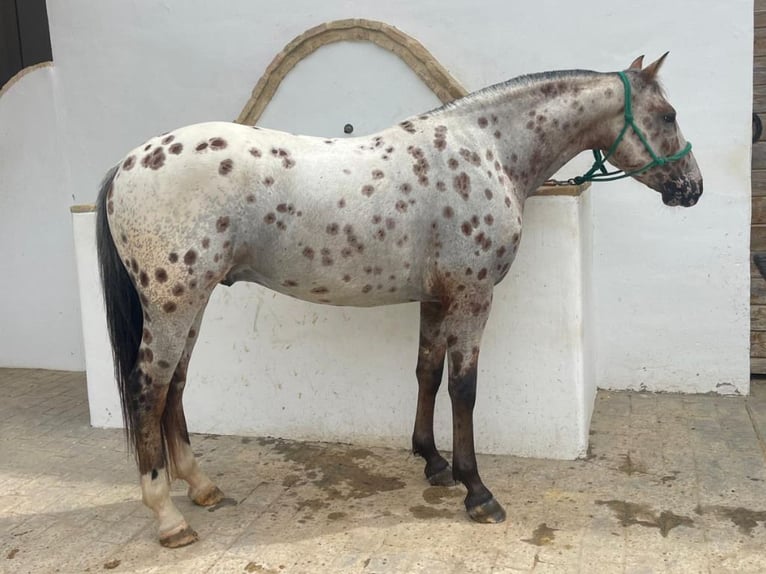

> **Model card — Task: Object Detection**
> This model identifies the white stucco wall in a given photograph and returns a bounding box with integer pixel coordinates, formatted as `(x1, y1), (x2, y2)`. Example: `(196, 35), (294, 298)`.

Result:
(1, 1), (752, 401)
(256, 41), (443, 136)
(0, 65), (83, 370)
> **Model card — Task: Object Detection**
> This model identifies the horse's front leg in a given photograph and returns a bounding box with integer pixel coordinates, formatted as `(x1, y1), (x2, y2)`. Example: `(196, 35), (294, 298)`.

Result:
(412, 301), (455, 486)
(445, 291), (506, 523)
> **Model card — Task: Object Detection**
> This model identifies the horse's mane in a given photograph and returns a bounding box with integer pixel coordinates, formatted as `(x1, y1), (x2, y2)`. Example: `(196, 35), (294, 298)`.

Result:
(423, 69), (612, 117)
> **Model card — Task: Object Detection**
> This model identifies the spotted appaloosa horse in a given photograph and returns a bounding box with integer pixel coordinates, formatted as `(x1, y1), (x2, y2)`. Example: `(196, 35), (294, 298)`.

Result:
(96, 54), (702, 547)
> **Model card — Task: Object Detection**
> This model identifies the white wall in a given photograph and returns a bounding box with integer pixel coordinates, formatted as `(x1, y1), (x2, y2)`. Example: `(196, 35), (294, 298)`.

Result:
(0, 65), (83, 370)
(256, 41), (442, 136)
(1, 1), (752, 398)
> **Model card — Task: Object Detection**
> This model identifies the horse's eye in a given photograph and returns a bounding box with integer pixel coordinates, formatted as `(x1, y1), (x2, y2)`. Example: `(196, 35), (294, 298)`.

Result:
(662, 113), (676, 124)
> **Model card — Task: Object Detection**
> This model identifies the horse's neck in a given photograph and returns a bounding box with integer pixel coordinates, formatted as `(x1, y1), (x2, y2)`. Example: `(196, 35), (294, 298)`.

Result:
(440, 72), (624, 196)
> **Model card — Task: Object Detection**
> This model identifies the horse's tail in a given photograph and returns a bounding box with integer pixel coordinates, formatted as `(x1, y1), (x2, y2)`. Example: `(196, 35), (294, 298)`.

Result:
(96, 165), (143, 453)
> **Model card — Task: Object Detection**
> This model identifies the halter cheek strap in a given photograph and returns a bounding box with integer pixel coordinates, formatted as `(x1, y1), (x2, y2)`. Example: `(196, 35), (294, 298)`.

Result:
(572, 71), (692, 185)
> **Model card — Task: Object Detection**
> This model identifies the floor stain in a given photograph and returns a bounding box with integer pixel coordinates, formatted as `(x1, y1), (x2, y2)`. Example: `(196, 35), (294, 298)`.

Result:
(207, 497), (238, 512)
(695, 504), (766, 535)
(296, 498), (329, 513)
(282, 474), (304, 488)
(660, 471), (679, 485)
(6, 548), (18, 559)
(257, 437), (406, 500)
(422, 486), (462, 505)
(542, 488), (580, 504)
(244, 562), (280, 573)
(522, 523), (557, 546)
(409, 505), (455, 519)
(103, 559), (121, 569)
(618, 453), (647, 476)
(241, 437), (252, 444)
(596, 500), (693, 537)
(327, 511), (347, 520)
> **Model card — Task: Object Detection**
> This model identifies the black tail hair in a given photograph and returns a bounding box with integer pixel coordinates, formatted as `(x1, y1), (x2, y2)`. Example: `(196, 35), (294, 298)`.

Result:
(96, 166), (143, 454)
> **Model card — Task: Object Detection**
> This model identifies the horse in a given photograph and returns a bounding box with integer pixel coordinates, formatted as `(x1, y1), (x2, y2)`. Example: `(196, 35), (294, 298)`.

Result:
(95, 54), (702, 547)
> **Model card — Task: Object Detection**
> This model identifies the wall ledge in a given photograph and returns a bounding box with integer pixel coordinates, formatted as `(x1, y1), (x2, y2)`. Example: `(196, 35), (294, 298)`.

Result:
(71, 182), (588, 215)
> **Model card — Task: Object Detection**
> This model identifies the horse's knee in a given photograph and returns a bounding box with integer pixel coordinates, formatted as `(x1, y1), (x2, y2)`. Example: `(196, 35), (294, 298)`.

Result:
(415, 360), (444, 389)
(448, 371), (477, 407)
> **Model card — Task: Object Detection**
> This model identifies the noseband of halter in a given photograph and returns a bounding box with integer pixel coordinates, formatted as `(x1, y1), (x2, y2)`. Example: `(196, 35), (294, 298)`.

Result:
(572, 71), (692, 185)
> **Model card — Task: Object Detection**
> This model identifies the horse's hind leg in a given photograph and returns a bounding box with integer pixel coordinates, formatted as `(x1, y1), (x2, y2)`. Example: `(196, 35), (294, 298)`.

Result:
(412, 302), (455, 486)
(163, 309), (224, 507)
(132, 306), (203, 548)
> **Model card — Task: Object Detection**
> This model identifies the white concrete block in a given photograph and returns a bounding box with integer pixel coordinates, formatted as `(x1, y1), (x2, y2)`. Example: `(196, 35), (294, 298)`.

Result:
(73, 192), (591, 459)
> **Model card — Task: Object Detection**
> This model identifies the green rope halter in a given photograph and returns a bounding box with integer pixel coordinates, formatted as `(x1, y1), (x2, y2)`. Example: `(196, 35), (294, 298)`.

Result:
(572, 71), (692, 185)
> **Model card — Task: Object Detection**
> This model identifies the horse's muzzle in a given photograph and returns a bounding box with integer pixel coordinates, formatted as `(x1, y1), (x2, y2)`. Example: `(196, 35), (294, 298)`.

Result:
(661, 178), (703, 207)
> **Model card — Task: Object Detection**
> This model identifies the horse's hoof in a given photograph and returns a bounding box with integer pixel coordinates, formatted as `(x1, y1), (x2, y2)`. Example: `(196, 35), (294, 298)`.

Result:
(427, 466), (457, 487)
(189, 484), (225, 507)
(159, 524), (199, 548)
(467, 497), (506, 524)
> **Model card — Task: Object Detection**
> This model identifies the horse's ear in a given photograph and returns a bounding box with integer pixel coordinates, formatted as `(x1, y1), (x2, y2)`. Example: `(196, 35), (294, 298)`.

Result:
(628, 55), (644, 70)
(641, 51), (669, 81)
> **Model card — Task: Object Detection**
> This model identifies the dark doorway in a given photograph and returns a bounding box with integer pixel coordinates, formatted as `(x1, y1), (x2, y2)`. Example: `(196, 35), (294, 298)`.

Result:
(1, 0), (52, 88)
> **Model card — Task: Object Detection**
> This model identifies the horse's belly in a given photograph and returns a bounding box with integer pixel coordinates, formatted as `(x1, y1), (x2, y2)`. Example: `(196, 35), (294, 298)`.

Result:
(224, 262), (428, 307)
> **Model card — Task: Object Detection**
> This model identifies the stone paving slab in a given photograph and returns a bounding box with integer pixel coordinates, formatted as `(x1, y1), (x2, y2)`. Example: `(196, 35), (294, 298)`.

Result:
(1, 368), (766, 573)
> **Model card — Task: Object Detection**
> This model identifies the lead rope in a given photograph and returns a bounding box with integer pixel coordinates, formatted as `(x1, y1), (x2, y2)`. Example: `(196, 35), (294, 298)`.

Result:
(548, 71), (692, 186)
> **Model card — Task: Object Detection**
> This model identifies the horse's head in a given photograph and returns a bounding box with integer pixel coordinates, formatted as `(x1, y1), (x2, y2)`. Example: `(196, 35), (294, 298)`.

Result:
(597, 53), (702, 207)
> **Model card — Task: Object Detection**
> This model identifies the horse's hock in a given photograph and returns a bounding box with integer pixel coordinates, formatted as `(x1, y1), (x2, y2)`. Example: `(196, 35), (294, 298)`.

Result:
(72, 20), (594, 460)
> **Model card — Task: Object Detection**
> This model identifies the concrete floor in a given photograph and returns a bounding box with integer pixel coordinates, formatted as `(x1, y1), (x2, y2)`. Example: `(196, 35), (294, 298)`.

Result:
(1, 369), (766, 573)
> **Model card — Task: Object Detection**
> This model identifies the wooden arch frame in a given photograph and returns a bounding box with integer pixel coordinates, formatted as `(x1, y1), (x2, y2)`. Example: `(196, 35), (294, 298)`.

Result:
(235, 18), (468, 125)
